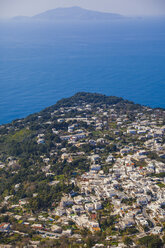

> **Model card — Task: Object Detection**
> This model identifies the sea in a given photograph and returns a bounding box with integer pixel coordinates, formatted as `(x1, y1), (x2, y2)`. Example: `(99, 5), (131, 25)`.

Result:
(0, 18), (165, 124)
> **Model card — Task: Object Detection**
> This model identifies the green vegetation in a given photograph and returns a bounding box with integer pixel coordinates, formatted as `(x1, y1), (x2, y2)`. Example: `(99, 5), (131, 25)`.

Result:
(138, 235), (163, 248)
(123, 237), (133, 247)
(157, 182), (165, 188)
(121, 197), (136, 206)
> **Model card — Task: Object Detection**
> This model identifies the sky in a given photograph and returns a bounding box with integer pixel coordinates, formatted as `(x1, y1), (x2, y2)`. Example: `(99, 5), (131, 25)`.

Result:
(0, 0), (165, 18)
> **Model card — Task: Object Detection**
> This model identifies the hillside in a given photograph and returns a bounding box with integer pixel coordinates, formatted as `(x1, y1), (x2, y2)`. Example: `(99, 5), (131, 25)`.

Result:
(0, 92), (164, 247)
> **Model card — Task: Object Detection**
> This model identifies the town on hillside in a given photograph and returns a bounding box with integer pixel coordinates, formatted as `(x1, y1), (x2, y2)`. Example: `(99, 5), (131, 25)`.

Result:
(0, 93), (165, 247)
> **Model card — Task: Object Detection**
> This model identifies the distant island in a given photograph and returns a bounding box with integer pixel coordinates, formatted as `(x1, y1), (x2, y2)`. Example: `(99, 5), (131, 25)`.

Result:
(0, 92), (165, 247)
(12, 6), (126, 22)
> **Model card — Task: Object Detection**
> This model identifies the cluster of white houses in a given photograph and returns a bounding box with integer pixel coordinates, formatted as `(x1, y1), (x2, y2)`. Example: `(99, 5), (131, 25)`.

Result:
(53, 152), (164, 234)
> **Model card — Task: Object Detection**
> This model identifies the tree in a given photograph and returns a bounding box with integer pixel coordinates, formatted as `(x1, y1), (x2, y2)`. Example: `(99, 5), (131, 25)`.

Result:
(138, 235), (163, 248)
(123, 237), (133, 247)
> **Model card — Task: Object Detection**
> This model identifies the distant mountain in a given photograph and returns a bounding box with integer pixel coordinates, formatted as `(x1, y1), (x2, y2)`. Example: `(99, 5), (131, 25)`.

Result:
(12, 7), (125, 22)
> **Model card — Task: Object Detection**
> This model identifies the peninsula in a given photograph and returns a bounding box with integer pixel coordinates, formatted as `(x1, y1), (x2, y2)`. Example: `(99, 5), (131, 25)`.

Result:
(0, 92), (165, 247)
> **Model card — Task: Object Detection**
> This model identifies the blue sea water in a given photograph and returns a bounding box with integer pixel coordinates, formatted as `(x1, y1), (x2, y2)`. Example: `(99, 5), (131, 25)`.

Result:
(0, 19), (165, 124)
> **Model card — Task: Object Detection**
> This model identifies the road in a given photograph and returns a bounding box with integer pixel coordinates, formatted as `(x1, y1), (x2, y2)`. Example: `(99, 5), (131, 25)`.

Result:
(142, 206), (155, 228)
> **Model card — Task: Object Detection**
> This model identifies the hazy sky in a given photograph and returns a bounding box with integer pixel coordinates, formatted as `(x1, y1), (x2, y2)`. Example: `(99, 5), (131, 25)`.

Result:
(1, 0), (165, 18)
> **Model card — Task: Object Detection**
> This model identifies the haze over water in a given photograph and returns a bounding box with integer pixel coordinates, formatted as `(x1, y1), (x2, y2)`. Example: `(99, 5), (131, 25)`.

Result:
(0, 18), (165, 124)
